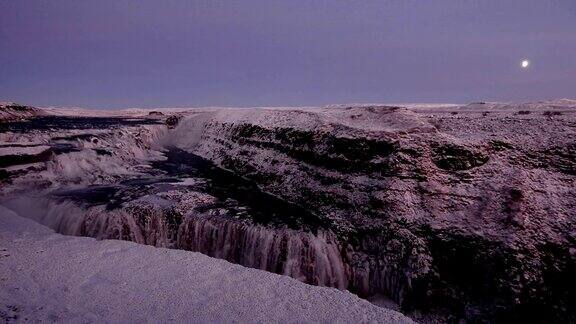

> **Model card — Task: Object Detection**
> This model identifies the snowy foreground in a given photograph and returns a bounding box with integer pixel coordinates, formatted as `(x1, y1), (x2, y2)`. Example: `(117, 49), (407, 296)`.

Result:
(0, 206), (412, 323)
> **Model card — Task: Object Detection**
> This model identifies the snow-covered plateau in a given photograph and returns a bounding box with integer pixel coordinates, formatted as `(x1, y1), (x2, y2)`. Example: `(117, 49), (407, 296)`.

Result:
(0, 100), (575, 323)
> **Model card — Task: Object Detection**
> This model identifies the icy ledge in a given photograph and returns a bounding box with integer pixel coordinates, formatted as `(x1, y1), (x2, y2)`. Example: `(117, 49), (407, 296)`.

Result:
(0, 206), (412, 323)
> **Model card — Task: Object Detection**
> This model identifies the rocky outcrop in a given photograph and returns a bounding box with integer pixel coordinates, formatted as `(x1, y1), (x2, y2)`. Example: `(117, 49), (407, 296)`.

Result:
(165, 115), (182, 129)
(0, 103), (43, 122)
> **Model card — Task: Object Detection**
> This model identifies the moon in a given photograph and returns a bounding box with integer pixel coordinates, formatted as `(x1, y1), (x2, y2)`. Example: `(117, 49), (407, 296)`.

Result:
(521, 59), (530, 69)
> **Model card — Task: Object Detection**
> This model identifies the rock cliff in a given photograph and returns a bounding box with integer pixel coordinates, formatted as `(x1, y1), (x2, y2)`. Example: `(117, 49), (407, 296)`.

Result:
(166, 103), (575, 322)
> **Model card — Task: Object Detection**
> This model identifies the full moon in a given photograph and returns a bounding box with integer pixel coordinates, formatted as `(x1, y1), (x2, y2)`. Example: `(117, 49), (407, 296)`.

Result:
(521, 59), (530, 69)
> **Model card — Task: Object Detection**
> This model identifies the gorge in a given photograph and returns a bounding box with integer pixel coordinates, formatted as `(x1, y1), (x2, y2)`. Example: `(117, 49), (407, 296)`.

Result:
(1, 101), (575, 323)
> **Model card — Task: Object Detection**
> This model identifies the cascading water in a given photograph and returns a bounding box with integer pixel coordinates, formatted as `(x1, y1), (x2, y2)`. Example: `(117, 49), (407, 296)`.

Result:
(3, 188), (408, 307)
(3, 195), (350, 291)
(178, 215), (348, 289)
(1, 144), (407, 307)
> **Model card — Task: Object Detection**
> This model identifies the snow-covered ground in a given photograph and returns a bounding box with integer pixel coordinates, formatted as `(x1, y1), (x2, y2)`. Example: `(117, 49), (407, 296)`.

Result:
(0, 206), (412, 323)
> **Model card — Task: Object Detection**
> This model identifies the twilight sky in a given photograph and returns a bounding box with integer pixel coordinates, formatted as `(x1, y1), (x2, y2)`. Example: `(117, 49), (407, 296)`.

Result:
(1, 1), (575, 108)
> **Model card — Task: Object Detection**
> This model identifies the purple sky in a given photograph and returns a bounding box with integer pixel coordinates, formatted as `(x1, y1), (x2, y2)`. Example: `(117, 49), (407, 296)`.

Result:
(1, 1), (575, 108)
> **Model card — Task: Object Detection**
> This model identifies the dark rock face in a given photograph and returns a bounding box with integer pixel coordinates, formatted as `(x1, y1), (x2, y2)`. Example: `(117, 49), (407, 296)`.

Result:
(431, 143), (489, 171)
(231, 124), (399, 174)
(169, 105), (575, 322)
(165, 115), (182, 128)
(0, 147), (53, 168)
(525, 143), (576, 175)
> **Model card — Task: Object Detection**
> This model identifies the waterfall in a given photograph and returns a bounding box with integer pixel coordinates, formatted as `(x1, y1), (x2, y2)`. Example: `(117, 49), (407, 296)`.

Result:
(2, 196), (406, 304)
(178, 215), (348, 289)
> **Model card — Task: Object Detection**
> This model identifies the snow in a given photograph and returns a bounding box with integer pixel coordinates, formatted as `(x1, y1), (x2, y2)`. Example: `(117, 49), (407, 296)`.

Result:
(0, 205), (413, 323)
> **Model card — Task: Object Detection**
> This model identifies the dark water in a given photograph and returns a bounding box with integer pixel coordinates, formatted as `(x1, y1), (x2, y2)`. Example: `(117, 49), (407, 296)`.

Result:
(0, 116), (162, 133)
(152, 148), (327, 230)
(52, 185), (122, 208)
(51, 148), (326, 231)
(50, 142), (83, 154)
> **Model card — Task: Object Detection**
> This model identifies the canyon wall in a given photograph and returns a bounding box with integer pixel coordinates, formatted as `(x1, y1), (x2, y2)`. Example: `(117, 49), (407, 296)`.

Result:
(167, 104), (575, 322)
